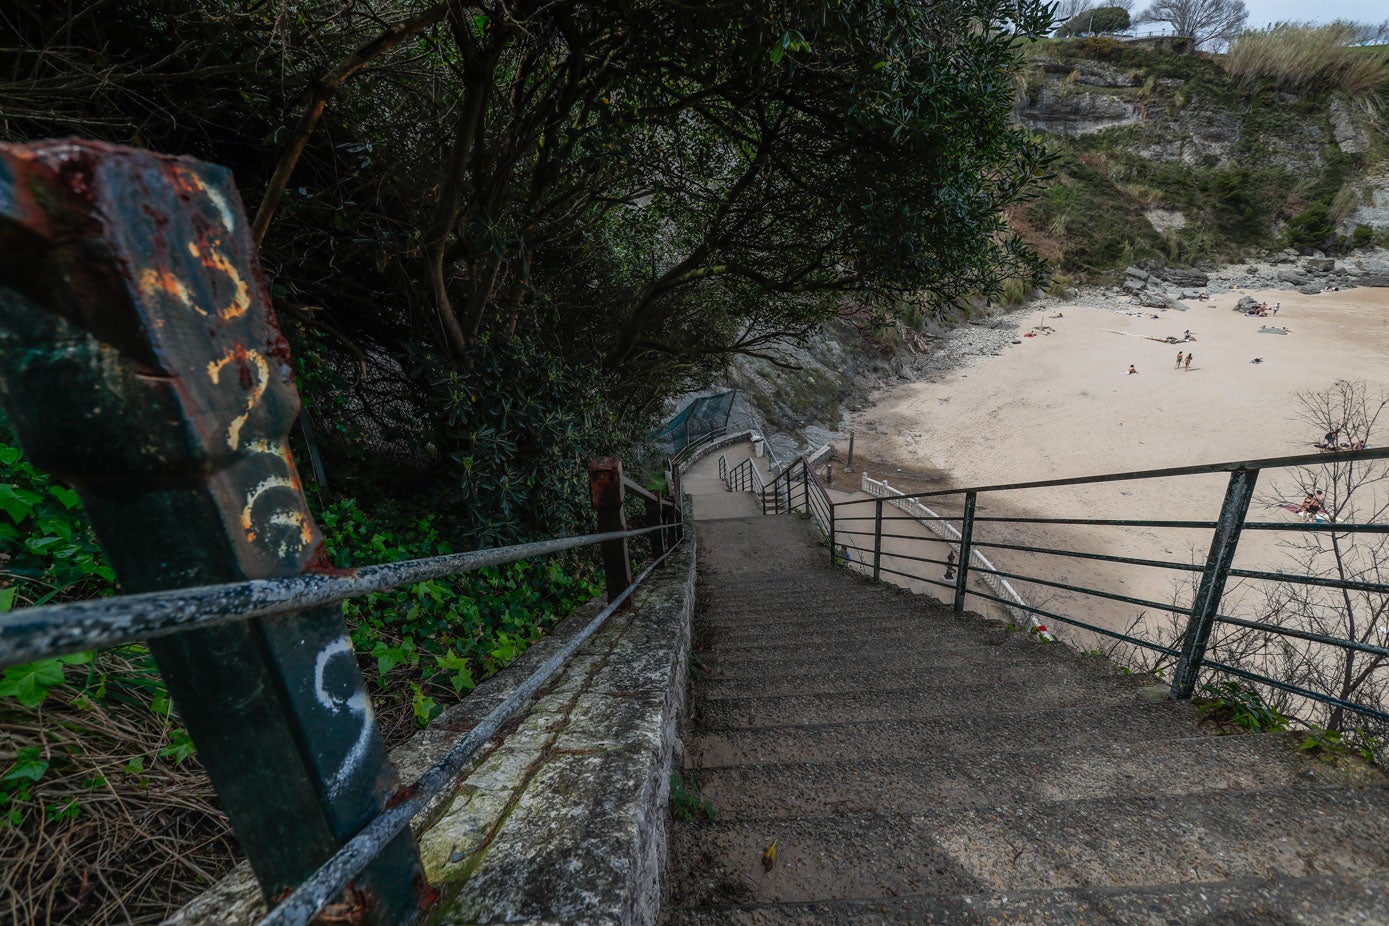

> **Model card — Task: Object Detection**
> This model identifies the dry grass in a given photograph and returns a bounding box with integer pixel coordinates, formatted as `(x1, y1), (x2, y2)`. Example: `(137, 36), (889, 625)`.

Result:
(1225, 22), (1389, 94)
(0, 651), (235, 925)
(0, 646), (434, 924)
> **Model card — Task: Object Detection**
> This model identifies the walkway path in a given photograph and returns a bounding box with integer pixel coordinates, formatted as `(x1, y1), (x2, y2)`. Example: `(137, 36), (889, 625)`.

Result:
(666, 460), (1389, 923)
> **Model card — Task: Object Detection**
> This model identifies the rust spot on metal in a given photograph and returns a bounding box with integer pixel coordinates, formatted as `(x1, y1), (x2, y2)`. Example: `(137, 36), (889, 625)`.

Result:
(311, 883), (374, 925)
(384, 782), (419, 810)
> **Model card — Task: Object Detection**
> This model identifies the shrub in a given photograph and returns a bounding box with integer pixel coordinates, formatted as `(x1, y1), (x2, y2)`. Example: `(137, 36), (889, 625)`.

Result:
(1285, 203), (1336, 252)
(1352, 224), (1375, 249)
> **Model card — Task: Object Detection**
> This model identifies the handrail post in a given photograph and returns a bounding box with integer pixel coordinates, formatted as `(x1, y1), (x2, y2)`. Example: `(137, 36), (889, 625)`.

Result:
(829, 502), (837, 567)
(589, 458), (634, 611)
(872, 498), (884, 581)
(801, 458), (809, 510)
(645, 494), (666, 559)
(0, 141), (424, 920)
(953, 491), (978, 613)
(1171, 468), (1259, 699)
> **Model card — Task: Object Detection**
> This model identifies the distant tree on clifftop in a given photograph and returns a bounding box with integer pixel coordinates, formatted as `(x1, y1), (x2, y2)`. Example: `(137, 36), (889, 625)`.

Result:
(1138, 0), (1248, 48)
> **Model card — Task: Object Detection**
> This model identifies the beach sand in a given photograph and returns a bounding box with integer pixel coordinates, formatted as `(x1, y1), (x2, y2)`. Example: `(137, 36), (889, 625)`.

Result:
(845, 287), (1389, 649)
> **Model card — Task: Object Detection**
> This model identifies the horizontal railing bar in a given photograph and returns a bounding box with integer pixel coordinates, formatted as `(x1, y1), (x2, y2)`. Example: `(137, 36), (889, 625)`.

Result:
(877, 553), (955, 570)
(0, 524), (670, 669)
(972, 516), (1217, 529)
(832, 529), (877, 538)
(1213, 614), (1389, 659)
(258, 540), (683, 926)
(969, 563), (1191, 616)
(876, 549), (956, 569)
(883, 446), (1389, 502)
(967, 539), (1204, 573)
(1224, 567), (1389, 595)
(619, 476), (660, 504)
(873, 564), (957, 593)
(1202, 659), (1389, 726)
(1241, 522), (1389, 534)
(965, 588), (1182, 656)
(875, 530), (955, 543)
(826, 513), (959, 523)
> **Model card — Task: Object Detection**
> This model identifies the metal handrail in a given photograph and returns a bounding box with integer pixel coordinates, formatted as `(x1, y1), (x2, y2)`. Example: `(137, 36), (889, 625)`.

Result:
(837, 446), (1389, 503)
(258, 541), (684, 926)
(828, 446), (1389, 724)
(0, 525), (671, 669)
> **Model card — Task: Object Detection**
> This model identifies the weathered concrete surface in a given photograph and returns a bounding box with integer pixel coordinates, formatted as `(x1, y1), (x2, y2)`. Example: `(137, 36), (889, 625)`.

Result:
(424, 539), (694, 924)
(680, 441), (769, 522)
(168, 540), (696, 926)
(667, 512), (1389, 924)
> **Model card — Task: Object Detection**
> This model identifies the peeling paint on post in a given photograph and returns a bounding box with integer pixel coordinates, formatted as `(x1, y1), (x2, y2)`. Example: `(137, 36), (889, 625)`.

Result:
(589, 458), (633, 610)
(0, 140), (426, 922)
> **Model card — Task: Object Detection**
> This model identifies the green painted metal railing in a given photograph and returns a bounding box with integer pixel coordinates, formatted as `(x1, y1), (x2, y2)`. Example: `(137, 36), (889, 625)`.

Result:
(826, 446), (1389, 721)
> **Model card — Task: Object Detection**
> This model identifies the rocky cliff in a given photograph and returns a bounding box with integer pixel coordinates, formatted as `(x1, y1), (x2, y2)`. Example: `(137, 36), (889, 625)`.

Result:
(1011, 38), (1388, 275)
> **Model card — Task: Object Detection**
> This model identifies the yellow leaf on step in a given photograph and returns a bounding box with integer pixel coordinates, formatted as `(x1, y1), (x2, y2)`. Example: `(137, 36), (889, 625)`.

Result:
(762, 838), (778, 872)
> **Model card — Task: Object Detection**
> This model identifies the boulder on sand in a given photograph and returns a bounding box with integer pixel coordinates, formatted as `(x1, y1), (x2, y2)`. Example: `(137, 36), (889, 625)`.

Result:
(1235, 296), (1260, 313)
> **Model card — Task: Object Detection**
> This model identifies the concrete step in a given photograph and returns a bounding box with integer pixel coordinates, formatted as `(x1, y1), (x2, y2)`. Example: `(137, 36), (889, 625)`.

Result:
(690, 732), (1380, 819)
(695, 618), (986, 650)
(688, 701), (1202, 768)
(694, 637), (1051, 682)
(695, 675), (1161, 728)
(697, 655), (1102, 700)
(669, 787), (1389, 905)
(695, 632), (1041, 668)
(667, 871), (1389, 924)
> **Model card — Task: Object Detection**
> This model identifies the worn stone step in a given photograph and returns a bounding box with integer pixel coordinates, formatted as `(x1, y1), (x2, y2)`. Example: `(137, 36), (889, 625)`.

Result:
(689, 701), (1200, 768)
(667, 871), (1389, 924)
(691, 732), (1380, 819)
(697, 656), (1099, 700)
(695, 629), (1004, 666)
(669, 787), (1389, 906)
(695, 618), (983, 650)
(694, 637), (1050, 683)
(695, 675), (1160, 728)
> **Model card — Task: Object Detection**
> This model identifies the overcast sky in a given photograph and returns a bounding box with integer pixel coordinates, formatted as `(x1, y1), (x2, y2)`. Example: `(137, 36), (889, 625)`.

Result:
(1237, 0), (1382, 29)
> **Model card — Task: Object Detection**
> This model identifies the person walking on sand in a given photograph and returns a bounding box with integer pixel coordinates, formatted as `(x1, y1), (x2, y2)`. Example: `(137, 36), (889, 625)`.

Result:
(1273, 303), (1279, 316)
(1128, 364), (1139, 375)
(1176, 351), (1183, 369)
(1184, 353), (1192, 371)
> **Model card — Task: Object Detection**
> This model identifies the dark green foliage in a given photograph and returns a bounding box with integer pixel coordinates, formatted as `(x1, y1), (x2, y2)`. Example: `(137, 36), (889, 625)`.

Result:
(316, 497), (602, 727)
(1196, 680), (1289, 733)
(1352, 224), (1375, 250)
(1056, 7), (1131, 37)
(1285, 204), (1336, 253)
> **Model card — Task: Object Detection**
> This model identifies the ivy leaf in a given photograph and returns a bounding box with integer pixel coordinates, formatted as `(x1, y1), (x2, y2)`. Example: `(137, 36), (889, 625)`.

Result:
(48, 486), (80, 510)
(4, 747), (48, 783)
(0, 660), (67, 707)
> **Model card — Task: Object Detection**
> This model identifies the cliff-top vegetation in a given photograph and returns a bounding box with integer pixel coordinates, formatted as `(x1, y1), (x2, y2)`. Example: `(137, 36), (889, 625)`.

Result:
(1014, 24), (1389, 277)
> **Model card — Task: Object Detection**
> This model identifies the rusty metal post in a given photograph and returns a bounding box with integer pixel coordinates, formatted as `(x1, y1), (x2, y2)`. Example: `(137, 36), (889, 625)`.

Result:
(953, 491), (978, 613)
(1171, 468), (1259, 700)
(0, 141), (425, 921)
(589, 458), (633, 609)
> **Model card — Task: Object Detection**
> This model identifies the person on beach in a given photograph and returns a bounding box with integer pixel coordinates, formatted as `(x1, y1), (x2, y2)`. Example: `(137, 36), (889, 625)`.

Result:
(1176, 351), (1183, 369)
(1184, 353), (1192, 371)
(1273, 303), (1279, 316)
(1128, 364), (1139, 375)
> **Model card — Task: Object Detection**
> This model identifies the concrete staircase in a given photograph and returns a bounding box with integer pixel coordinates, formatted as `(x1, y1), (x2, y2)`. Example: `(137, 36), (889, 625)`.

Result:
(666, 512), (1389, 924)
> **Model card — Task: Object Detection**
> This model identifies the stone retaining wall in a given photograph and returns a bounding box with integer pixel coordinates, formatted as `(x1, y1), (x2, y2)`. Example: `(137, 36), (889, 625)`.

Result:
(168, 538), (697, 925)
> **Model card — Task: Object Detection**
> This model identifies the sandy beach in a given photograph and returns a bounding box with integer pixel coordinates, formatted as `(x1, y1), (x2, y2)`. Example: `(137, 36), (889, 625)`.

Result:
(844, 287), (1389, 649)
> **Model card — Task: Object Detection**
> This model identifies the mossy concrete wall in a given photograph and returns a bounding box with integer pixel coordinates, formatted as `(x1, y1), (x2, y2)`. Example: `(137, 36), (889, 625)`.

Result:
(168, 539), (697, 925)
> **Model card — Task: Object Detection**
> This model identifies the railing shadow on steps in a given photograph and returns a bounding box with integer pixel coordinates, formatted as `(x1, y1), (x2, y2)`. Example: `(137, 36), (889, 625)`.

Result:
(750, 444), (1389, 730)
(0, 139), (687, 926)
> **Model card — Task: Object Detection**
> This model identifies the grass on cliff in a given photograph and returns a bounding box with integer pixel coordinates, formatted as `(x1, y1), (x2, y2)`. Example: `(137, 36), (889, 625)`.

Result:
(1227, 22), (1389, 94)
